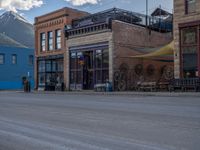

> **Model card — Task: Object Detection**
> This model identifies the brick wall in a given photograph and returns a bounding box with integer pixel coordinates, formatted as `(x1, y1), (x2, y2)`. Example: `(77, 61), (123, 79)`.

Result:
(112, 20), (173, 85)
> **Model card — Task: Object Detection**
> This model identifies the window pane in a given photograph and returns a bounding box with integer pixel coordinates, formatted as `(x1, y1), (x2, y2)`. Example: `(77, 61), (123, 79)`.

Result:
(183, 54), (197, 78)
(56, 29), (61, 49)
(77, 71), (82, 84)
(182, 46), (197, 54)
(102, 50), (109, 68)
(102, 69), (109, 83)
(96, 50), (102, 68)
(38, 73), (45, 86)
(187, 0), (196, 13)
(77, 52), (83, 69)
(38, 61), (45, 72)
(182, 28), (197, 45)
(57, 30), (61, 36)
(12, 54), (17, 64)
(46, 61), (51, 72)
(52, 61), (57, 72)
(95, 70), (102, 83)
(40, 33), (46, 52)
(70, 71), (76, 83)
(48, 31), (53, 51)
(70, 52), (76, 69)
(57, 43), (61, 49)
(29, 55), (34, 65)
(0, 54), (4, 64)
(57, 60), (63, 71)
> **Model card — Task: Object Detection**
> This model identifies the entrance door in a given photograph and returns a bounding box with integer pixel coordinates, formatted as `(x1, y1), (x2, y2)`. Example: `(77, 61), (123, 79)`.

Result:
(83, 51), (94, 89)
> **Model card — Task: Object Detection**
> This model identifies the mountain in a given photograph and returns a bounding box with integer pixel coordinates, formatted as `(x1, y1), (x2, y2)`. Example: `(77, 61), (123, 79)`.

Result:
(0, 33), (27, 48)
(0, 11), (34, 48)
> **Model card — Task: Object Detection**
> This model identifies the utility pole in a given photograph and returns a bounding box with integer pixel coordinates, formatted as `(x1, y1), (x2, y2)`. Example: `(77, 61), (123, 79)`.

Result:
(146, 0), (148, 28)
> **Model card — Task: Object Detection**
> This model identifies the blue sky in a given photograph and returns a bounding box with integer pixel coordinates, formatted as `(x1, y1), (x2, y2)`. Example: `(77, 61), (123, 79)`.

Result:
(0, 0), (173, 23)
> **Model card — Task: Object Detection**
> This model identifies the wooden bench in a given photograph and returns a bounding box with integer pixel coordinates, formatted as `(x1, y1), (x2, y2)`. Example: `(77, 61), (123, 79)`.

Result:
(138, 82), (157, 92)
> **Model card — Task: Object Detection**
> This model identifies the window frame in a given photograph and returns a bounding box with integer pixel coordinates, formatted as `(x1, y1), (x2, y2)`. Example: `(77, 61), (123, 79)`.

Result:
(55, 29), (62, 50)
(29, 55), (34, 66)
(40, 32), (46, 52)
(185, 0), (196, 14)
(48, 31), (53, 51)
(11, 54), (17, 65)
(0, 54), (5, 65)
(180, 27), (198, 78)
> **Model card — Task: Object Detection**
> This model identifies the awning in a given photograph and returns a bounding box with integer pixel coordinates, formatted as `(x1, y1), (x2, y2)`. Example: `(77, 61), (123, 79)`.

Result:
(128, 41), (174, 59)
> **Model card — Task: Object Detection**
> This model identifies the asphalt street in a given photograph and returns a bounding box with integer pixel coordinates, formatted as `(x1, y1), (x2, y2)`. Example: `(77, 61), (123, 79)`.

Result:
(0, 92), (200, 150)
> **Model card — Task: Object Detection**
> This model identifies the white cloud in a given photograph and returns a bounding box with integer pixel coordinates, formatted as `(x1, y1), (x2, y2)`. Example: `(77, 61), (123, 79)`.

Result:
(0, 0), (43, 12)
(65, 0), (100, 6)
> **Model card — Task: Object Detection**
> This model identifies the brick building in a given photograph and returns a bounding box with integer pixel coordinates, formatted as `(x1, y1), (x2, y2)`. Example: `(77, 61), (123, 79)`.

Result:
(174, 0), (200, 78)
(65, 8), (173, 91)
(34, 7), (88, 90)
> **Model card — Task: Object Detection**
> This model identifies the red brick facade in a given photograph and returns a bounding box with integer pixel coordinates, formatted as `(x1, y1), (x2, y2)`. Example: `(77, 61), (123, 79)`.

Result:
(34, 7), (88, 89)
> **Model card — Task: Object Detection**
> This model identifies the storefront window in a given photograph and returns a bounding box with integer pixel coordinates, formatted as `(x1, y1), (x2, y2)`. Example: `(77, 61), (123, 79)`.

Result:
(45, 61), (52, 72)
(37, 58), (64, 89)
(70, 71), (76, 84)
(69, 46), (109, 90)
(57, 60), (63, 71)
(103, 49), (109, 68)
(70, 52), (76, 69)
(181, 27), (198, 78)
(38, 73), (45, 86)
(96, 50), (102, 68)
(77, 52), (83, 69)
(38, 61), (45, 72)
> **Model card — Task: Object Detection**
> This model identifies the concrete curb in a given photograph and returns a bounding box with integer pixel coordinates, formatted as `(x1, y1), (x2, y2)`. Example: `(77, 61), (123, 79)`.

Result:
(27, 91), (200, 97)
(1, 90), (200, 97)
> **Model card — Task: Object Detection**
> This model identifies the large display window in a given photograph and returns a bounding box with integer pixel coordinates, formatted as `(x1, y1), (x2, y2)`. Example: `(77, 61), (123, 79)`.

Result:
(69, 47), (109, 90)
(38, 58), (64, 90)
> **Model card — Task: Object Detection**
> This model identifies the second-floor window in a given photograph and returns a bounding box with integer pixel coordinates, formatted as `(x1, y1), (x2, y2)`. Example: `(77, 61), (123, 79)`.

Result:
(48, 31), (53, 51)
(0, 54), (4, 64)
(40, 33), (46, 52)
(12, 54), (17, 64)
(55, 29), (61, 49)
(29, 55), (34, 65)
(186, 0), (196, 14)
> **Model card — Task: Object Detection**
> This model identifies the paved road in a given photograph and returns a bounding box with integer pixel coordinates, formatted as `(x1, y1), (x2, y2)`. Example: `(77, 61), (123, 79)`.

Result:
(0, 92), (200, 150)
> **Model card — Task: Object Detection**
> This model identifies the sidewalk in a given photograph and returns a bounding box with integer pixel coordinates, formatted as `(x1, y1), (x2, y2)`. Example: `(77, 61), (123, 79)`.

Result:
(33, 90), (200, 97)
(1, 90), (200, 97)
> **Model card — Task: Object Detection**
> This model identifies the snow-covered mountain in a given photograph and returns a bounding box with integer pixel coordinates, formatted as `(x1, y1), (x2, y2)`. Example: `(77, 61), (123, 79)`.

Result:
(0, 11), (34, 48)
(0, 33), (27, 48)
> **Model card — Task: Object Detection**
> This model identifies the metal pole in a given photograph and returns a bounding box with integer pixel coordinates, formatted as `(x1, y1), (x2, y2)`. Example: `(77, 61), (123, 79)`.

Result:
(146, 0), (148, 27)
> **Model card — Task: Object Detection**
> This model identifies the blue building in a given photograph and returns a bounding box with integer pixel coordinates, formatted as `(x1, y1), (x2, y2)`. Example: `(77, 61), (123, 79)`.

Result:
(0, 34), (34, 90)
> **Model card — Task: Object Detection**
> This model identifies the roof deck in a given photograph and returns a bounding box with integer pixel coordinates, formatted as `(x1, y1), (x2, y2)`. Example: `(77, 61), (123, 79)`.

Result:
(65, 8), (173, 38)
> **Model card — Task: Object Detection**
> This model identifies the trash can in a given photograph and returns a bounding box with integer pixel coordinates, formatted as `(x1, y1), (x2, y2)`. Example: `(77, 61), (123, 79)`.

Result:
(106, 81), (112, 92)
